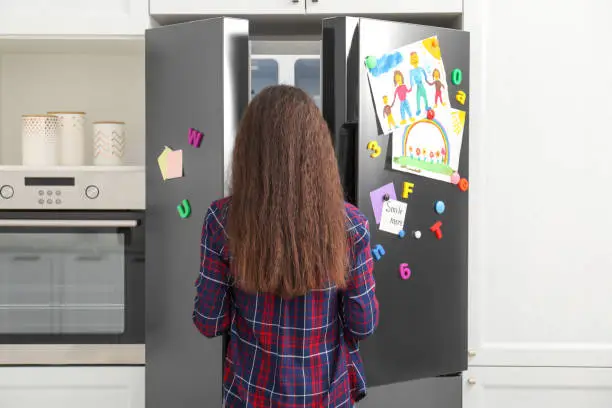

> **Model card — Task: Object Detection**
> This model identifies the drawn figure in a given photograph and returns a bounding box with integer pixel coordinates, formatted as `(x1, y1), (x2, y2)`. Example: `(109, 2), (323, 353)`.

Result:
(391, 70), (415, 125)
(382, 96), (397, 130)
(408, 52), (433, 116)
(432, 68), (446, 108)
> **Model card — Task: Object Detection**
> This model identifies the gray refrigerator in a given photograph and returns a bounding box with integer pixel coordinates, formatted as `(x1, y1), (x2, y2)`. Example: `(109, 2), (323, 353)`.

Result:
(145, 16), (469, 408)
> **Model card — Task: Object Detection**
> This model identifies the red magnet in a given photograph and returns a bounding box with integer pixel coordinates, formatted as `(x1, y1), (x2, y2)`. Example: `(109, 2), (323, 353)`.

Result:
(429, 221), (443, 240)
(427, 109), (435, 120)
(458, 178), (469, 192)
(399, 263), (411, 280)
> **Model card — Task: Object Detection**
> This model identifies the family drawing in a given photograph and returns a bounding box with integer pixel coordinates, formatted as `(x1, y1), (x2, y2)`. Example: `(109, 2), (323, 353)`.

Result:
(382, 51), (446, 131)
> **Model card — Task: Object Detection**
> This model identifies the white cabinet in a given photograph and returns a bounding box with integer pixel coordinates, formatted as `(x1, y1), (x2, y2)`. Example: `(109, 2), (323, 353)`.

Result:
(0, 367), (144, 408)
(464, 0), (612, 368)
(464, 367), (612, 408)
(149, 0), (305, 16)
(304, 0), (461, 14)
(0, 0), (150, 36)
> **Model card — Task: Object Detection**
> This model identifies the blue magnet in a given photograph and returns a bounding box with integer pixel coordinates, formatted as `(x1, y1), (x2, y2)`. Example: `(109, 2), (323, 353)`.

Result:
(398, 230), (406, 238)
(372, 244), (386, 261)
(434, 200), (446, 214)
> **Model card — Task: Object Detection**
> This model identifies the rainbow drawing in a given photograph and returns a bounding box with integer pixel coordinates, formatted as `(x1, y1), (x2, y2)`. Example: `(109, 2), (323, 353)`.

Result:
(402, 118), (450, 164)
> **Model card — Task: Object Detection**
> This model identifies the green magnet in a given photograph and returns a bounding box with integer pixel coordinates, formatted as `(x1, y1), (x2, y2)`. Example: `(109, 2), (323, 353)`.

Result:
(365, 56), (377, 70)
(177, 199), (191, 219)
(451, 68), (463, 85)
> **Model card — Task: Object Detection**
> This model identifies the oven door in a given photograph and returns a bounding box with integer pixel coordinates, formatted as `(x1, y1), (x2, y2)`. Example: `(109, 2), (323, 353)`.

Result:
(0, 211), (144, 365)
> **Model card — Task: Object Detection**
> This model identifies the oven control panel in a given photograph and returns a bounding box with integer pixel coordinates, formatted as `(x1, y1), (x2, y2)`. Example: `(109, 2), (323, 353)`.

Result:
(0, 166), (145, 210)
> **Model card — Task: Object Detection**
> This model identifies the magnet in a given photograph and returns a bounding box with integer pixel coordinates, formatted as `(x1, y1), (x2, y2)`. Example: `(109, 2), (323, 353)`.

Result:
(367, 140), (382, 158)
(383, 193), (390, 201)
(426, 109), (435, 120)
(177, 199), (191, 218)
(399, 263), (411, 280)
(402, 182), (415, 199)
(188, 128), (203, 148)
(451, 69), (463, 85)
(458, 178), (469, 192)
(434, 200), (446, 214)
(413, 230), (421, 239)
(398, 230), (406, 238)
(372, 244), (385, 261)
(429, 221), (443, 240)
(455, 91), (466, 105)
(365, 56), (378, 70)
(450, 172), (461, 184)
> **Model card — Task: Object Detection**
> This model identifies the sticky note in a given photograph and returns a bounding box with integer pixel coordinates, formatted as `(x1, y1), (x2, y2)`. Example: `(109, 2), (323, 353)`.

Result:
(166, 149), (183, 179)
(379, 199), (407, 235)
(370, 182), (397, 224)
(157, 146), (172, 180)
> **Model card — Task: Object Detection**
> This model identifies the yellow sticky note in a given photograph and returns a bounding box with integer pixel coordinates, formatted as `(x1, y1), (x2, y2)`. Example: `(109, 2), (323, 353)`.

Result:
(166, 149), (183, 179)
(157, 146), (172, 180)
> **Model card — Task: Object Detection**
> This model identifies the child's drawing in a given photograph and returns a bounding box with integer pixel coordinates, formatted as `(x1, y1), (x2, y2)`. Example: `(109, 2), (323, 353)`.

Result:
(365, 36), (450, 135)
(391, 108), (466, 183)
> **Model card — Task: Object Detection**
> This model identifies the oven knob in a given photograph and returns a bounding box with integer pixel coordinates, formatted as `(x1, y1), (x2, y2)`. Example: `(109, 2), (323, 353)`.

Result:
(0, 185), (14, 199)
(85, 185), (99, 199)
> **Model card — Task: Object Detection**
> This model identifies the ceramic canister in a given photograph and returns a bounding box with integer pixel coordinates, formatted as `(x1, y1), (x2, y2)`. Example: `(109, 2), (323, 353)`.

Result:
(48, 111), (87, 166)
(93, 121), (126, 166)
(21, 114), (59, 166)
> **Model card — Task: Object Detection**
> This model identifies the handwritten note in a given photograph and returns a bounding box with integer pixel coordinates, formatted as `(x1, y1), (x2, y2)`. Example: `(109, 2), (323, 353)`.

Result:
(379, 199), (407, 235)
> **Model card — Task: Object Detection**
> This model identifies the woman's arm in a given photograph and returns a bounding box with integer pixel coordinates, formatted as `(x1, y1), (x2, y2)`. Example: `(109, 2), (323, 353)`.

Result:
(193, 205), (232, 338)
(339, 216), (379, 341)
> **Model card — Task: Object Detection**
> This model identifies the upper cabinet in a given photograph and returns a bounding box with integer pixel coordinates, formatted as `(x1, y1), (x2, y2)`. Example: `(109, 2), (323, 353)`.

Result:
(304, 0), (461, 14)
(149, 0), (306, 15)
(0, 0), (151, 36)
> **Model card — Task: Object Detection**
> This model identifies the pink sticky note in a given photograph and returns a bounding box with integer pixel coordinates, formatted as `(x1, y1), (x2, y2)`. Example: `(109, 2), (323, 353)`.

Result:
(370, 182), (397, 224)
(166, 150), (183, 179)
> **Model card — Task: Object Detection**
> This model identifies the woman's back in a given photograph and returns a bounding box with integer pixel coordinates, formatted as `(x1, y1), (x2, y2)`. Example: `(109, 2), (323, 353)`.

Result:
(192, 86), (379, 407)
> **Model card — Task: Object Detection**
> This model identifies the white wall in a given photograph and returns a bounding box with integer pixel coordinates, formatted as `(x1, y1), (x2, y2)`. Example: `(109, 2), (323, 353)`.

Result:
(0, 51), (145, 166)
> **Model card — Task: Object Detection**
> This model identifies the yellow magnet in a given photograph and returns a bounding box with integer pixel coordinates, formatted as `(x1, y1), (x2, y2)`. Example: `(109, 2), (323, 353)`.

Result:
(367, 141), (382, 158)
(402, 182), (414, 199)
(456, 90), (467, 105)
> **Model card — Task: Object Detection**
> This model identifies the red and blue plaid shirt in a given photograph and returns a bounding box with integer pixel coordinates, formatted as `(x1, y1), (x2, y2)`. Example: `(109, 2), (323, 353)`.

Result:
(193, 198), (379, 407)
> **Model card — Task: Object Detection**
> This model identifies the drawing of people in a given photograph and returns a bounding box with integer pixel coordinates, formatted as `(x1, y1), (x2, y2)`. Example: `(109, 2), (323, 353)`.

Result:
(408, 52), (433, 115)
(382, 95), (397, 130)
(432, 68), (445, 108)
(391, 70), (415, 125)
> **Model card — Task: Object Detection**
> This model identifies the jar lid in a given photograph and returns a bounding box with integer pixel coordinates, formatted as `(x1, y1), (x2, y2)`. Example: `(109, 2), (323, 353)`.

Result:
(22, 114), (57, 117)
(47, 111), (86, 115)
(93, 121), (125, 124)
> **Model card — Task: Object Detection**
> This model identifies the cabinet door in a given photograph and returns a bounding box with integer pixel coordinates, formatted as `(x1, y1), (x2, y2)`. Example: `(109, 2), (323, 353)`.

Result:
(463, 367), (612, 408)
(0, 0), (150, 35)
(464, 0), (612, 368)
(305, 0), (461, 14)
(150, 0), (305, 16)
(0, 367), (144, 408)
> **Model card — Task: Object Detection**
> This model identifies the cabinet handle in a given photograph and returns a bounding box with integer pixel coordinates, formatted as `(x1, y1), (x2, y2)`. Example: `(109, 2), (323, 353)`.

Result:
(467, 378), (476, 385)
(75, 255), (104, 262)
(468, 350), (476, 357)
(12, 255), (41, 262)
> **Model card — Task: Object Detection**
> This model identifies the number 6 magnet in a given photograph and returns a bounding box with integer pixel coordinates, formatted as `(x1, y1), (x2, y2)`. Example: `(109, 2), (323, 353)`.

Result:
(399, 263), (411, 280)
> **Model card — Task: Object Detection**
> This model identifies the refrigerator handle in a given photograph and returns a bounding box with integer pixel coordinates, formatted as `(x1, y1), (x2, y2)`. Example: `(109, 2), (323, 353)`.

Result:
(337, 121), (358, 205)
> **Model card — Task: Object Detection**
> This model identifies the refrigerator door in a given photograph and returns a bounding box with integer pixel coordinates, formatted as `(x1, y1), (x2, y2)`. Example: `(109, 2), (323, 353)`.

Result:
(322, 17), (469, 386)
(145, 17), (249, 407)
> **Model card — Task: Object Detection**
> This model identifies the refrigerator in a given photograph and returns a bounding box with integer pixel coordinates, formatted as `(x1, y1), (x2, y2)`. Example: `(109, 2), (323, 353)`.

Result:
(145, 16), (469, 408)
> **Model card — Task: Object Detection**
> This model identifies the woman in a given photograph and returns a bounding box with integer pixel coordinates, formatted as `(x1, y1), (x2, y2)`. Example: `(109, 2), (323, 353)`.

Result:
(193, 85), (379, 407)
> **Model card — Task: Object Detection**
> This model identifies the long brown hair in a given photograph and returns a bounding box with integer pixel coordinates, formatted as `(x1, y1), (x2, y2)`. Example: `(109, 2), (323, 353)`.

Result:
(227, 85), (348, 298)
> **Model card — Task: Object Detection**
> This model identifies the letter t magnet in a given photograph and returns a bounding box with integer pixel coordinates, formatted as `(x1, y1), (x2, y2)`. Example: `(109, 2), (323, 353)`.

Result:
(429, 221), (443, 240)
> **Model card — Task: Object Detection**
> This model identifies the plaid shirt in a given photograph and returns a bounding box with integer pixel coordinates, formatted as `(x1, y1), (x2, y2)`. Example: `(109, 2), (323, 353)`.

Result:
(193, 198), (379, 407)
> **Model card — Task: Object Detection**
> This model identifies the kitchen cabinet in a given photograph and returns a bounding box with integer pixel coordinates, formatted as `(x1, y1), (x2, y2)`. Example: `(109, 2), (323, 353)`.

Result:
(463, 367), (612, 408)
(0, 367), (144, 408)
(0, 0), (150, 36)
(304, 0), (461, 14)
(463, 0), (612, 368)
(149, 0), (305, 16)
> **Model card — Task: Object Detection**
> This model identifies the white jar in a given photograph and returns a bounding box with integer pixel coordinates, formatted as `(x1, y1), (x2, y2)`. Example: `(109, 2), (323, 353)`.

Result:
(93, 121), (126, 166)
(21, 114), (59, 166)
(48, 111), (86, 166)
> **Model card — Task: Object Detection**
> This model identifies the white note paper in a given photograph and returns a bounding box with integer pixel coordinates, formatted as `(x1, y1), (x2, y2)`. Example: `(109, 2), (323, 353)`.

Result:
(379, 199), (407, 235)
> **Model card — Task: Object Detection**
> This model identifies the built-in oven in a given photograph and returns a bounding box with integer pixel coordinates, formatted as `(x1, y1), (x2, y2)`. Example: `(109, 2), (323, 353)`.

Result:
(0, 166), (145, 365)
